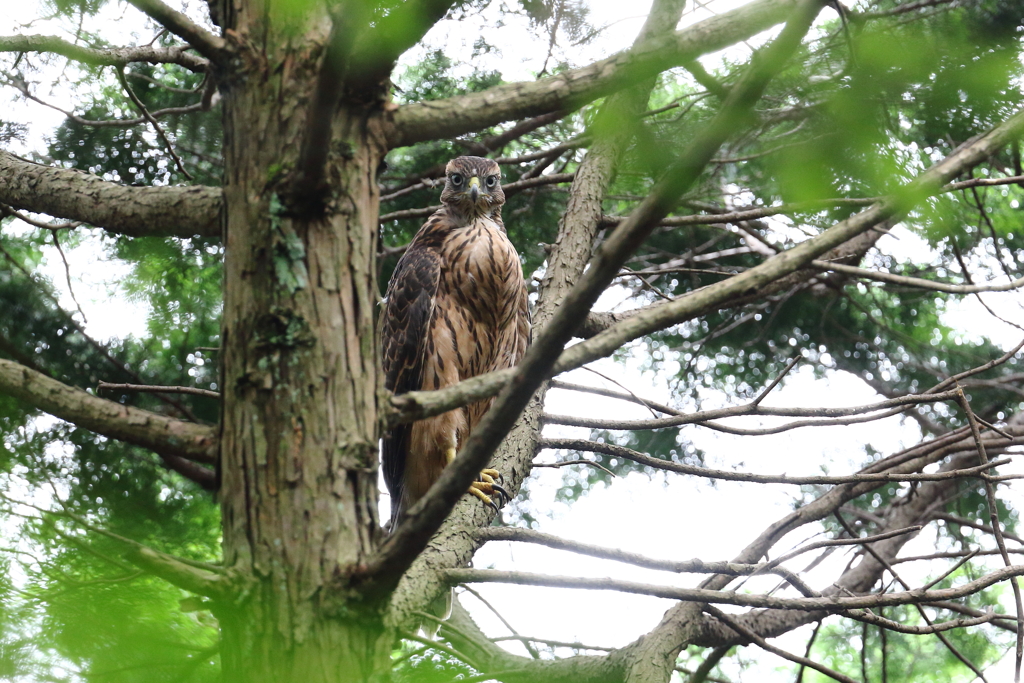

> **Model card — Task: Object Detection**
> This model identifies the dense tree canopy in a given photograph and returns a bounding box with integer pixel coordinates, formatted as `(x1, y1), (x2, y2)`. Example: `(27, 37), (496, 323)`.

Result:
(2, 0), (1024, 681)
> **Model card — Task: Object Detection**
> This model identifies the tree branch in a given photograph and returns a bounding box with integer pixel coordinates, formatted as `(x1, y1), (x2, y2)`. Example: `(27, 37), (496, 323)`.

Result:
(813, 259), (1024, 293)
(542, 388), (962, 430)
(475, 526), (919, 583)
(703, 605), (858, 683)
(122, 0), (229, 64)
(0, 34), (207, 71)
(0, 358), (217, 465)
(387, 0), (804, 148)
(4, 493), (234, 599)
(444, 563), (1024, 611)
(540, 437), (1009, 485)
(0, 149), (221, 238)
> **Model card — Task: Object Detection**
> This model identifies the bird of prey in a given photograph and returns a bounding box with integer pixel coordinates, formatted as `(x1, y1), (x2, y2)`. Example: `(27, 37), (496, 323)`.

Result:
(380, 156), (531, 530)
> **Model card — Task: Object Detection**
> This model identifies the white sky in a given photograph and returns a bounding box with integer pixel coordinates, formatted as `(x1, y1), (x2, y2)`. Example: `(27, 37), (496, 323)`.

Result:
(2, 1), (1024, 681)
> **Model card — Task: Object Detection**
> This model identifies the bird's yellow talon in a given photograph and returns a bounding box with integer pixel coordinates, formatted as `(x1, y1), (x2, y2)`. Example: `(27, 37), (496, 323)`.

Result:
(468, 481), (495, 506)
(467, 470), (510, 509)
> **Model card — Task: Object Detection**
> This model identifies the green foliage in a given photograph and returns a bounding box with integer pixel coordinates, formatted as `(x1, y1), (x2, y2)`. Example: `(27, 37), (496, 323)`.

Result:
(808, 581), (1008, 682)
(48, 62), (220, 187)
(391, 640), (475, 683)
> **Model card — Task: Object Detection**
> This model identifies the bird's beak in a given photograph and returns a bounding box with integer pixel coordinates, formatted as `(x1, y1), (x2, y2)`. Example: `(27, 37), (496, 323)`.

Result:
(469, 176), (480, 202)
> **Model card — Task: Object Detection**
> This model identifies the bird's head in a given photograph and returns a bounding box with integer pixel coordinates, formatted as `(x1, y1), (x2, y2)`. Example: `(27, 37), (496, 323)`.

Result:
(440, 156), (504, 221)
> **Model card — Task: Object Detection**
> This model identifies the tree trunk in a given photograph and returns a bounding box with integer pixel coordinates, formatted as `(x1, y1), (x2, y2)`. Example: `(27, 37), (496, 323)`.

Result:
(214, 11), (391, 679)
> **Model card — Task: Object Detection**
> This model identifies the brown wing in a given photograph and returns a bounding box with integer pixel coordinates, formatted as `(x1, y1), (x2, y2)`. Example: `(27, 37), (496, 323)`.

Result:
(380, 236), (442, 528)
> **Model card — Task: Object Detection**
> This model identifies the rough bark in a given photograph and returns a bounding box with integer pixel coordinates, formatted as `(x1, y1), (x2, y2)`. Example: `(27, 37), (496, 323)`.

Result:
(0, 150), (221, 238)
(212, 5), (391, 681)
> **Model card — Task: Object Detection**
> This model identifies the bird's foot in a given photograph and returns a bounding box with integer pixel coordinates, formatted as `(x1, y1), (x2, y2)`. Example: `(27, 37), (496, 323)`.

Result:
(467, 469), (509, 512)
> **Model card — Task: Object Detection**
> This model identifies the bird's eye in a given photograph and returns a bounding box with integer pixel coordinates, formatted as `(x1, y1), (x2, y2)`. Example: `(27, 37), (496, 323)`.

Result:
(450, 173), (463, 185)
(485, 175), (497, 188)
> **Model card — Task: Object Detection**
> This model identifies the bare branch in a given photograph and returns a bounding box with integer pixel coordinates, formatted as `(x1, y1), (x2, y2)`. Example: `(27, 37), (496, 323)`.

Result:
(833, 511), (989, 681)
(814, 259), (1024, 293)
(548, 379), (679, 415)
(539, 437), (1008, 485)
(0, 34), (207, 71)
(98, 382), (220, 399)
(958, 387), (1024, 677)
(531, 458), (617, 477)
(387, 0), (805, 147)
(475, 527), (911, 586)
(703, 605), (859, 683)
(542, 388), (962, 430)
(0, 358), (217, 465)
(115, 67), (192, 180)
(123, 0), (229, 64)
(444, 563), (1024, 611)
(0, 149), (221, 238)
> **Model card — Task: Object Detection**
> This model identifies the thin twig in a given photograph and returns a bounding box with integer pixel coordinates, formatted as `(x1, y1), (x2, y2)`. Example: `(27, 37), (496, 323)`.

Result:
(0, 202), (81, 230)
(703, 605), (859, 683)
(459, 586), (540, 659)
(531, 459), (618, 477)
(49, 230), (87, 323)
(794, 621), (822, 683)
(834, 512), (989, 682)
(97, 382), (220, 399)
(115, 67), (192, 180)
(957, 386), (1024, 680)
(540, 437), (1008, 485)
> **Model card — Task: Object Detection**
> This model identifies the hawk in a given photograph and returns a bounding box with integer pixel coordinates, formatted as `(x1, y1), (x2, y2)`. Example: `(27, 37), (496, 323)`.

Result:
(381, 156), (531, 529)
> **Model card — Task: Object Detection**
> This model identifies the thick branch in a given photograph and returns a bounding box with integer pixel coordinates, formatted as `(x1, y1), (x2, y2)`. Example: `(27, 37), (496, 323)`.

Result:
(0, 34), (207, 71)
(0, 358), (217, 465)
(0, 150), (221, 238)
(123, 0), (229, 64)
(387, 0), (803, 147)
